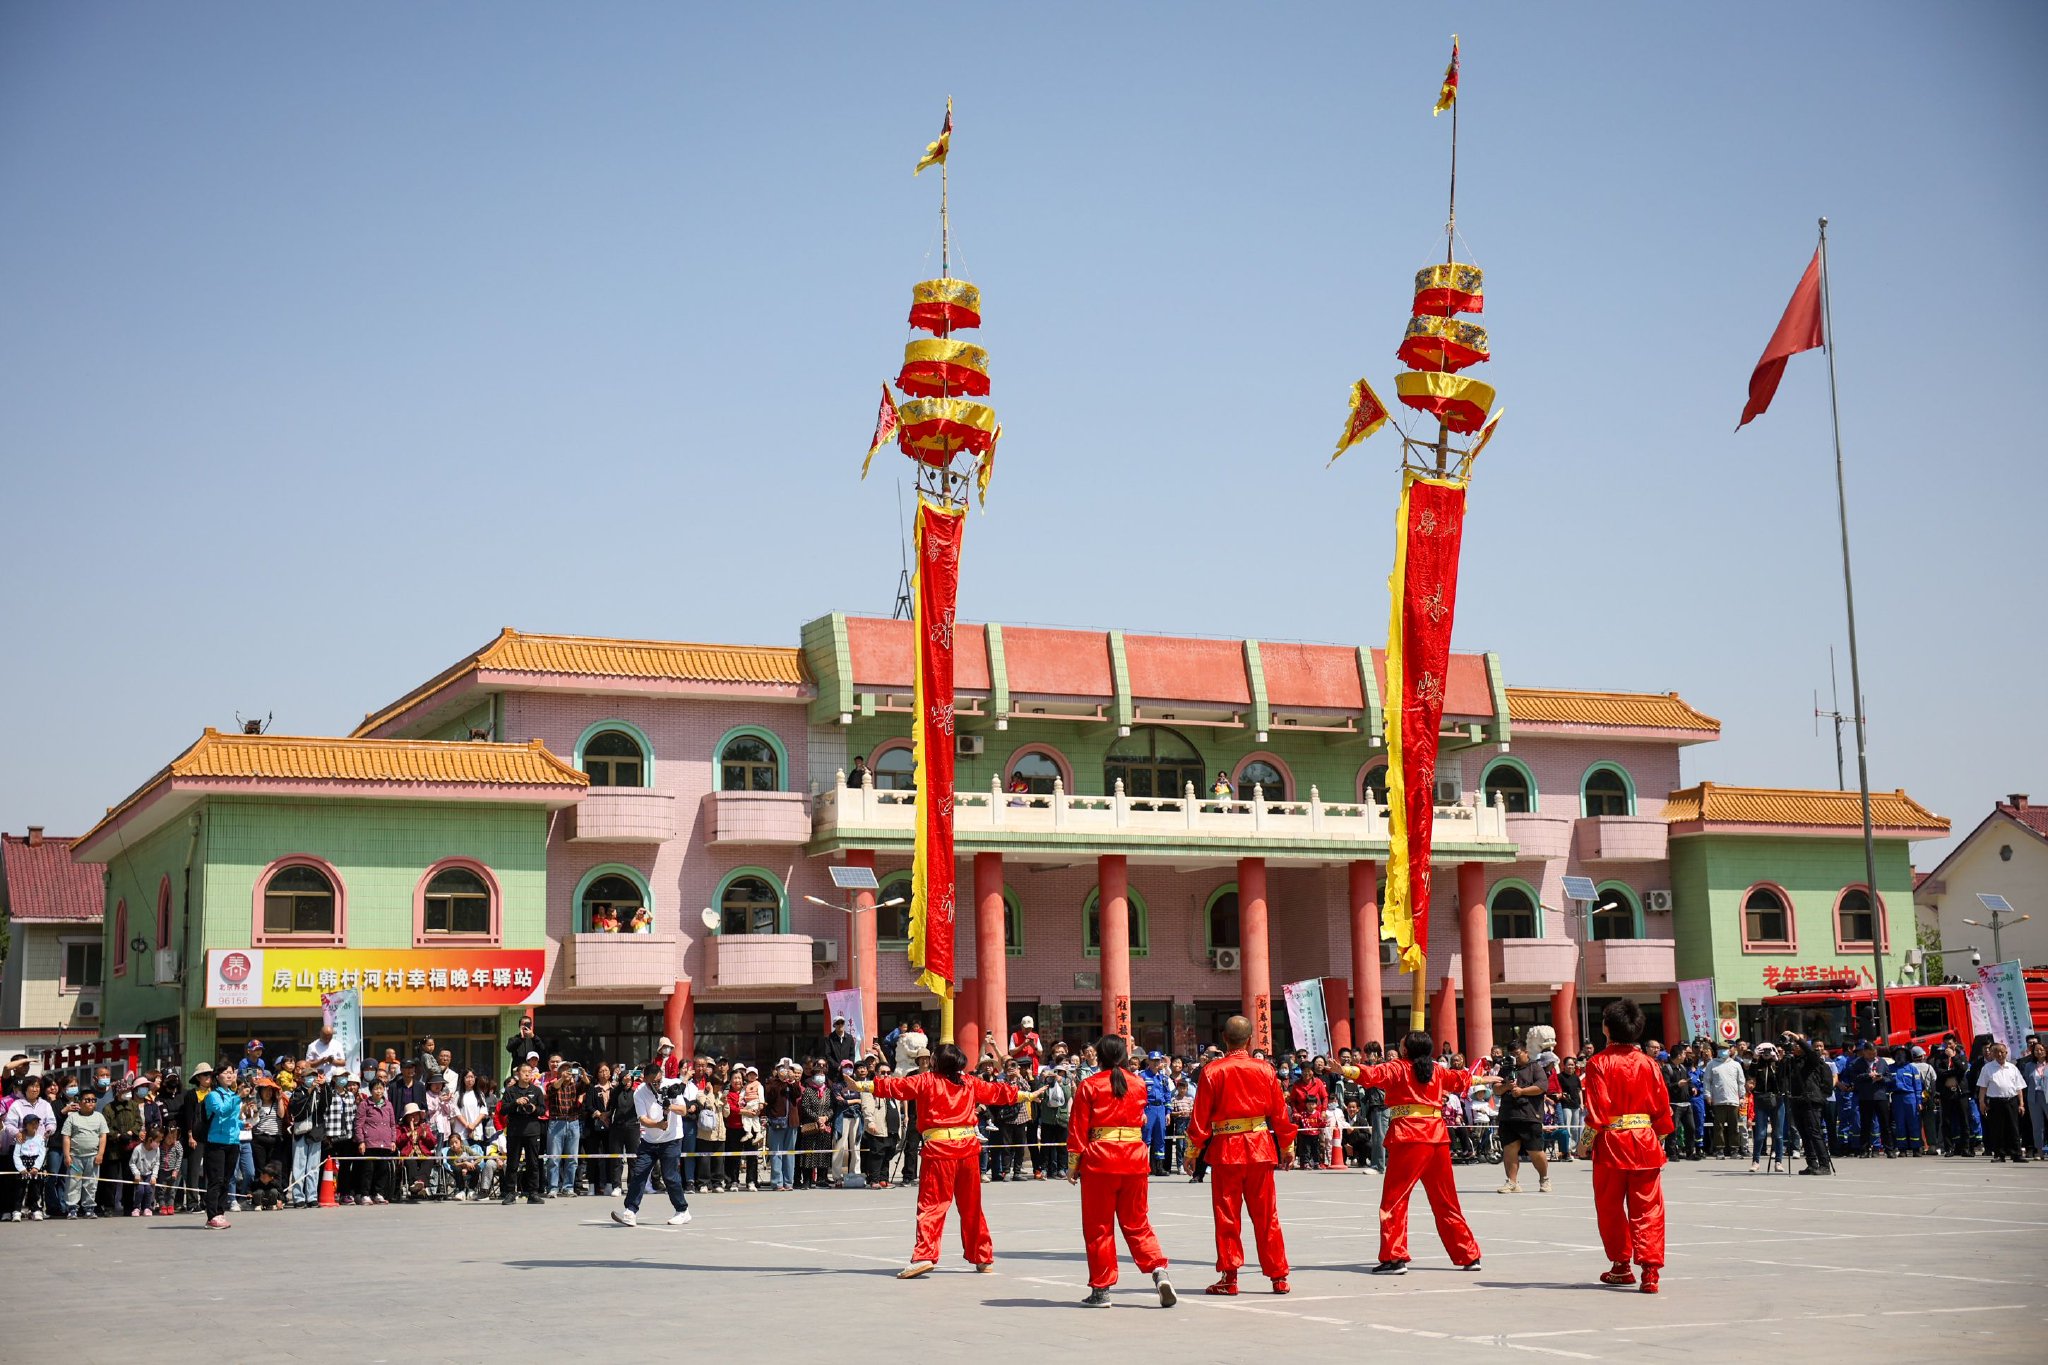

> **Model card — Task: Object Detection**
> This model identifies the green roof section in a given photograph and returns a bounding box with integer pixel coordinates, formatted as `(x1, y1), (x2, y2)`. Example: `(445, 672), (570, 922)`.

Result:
(985, 622), (1010, 721)
(800, 612), (854, 726)
(1485, 651), (1512, 749)
(1108, 631), (1134, 731)
(1357, 646), (1384, 746)
(1244, 639), (1271, 735)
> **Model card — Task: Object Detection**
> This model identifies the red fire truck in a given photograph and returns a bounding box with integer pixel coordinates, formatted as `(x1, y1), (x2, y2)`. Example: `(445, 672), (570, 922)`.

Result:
(1760, 973), (2048, 1051)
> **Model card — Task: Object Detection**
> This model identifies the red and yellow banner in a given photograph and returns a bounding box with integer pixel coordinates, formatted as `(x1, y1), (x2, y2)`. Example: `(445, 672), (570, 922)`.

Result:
(1381, 471), (1469, 975)
(908, 497), (965, 999)
(205, 948), (546, 1010)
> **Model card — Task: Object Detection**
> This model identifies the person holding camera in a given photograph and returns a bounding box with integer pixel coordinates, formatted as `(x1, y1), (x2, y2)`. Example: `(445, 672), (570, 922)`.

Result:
(499, 1060), (547, 1205)
(611, 1067), (696, 1226)
(1782, 1030), (1836, 1175)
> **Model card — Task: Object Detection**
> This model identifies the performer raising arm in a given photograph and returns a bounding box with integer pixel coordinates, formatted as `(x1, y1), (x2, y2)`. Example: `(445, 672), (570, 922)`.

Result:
(867, 1042), (1018, 1279)
(1066, 1035), (1175, 1308)
(1182, 1014), (1297, 1297)
(1347, 1031), (1482, 1275)
(1581, 999), (1673, 1293)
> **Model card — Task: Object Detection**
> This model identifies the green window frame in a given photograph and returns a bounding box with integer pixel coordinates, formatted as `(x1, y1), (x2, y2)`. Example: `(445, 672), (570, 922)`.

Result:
(716, 726), (787, 793)
(1590, 882), (1643, 941)
(1479, 756), (1538, 814)
(576, 720), (654, 789)
(1487, 878), (1543, 939)
(1579, 762), (1635, 817)
(711, 866), (787, 935)
(574, 863), (655, 934)
(1083, 887), (1150, 958)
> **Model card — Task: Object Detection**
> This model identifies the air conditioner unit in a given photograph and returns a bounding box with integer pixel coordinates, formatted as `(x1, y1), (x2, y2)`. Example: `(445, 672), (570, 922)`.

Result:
(956, 734), (985, 757)
(1644, 890), (1673, 913)
(1210, 947), (1242, 972)
(153, 948), (179, 985)
(812, 939), (839, 966)
(1434, 776), (1462, 805)
(78, 999), (102, 1020)
(1379, 940), (1400, 967)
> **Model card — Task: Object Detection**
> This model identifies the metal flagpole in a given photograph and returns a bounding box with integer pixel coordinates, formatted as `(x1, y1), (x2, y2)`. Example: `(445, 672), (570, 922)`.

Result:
(1816, 216), (1888, 1024)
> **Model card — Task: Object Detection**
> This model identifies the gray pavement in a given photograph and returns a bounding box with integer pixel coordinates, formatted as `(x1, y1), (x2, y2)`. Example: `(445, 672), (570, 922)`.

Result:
(5, 1157), (2046, 1362)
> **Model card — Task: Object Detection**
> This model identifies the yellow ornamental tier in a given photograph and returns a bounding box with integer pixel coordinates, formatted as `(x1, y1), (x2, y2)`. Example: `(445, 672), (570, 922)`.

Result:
(1397, 315), (1489, 374)
(909, 278), (982, 335)
(896, 397), (998, 465)
(897, 338), (990, 398)
(1394, 371), (1496, 433)
(1412, 263), (1484, 317)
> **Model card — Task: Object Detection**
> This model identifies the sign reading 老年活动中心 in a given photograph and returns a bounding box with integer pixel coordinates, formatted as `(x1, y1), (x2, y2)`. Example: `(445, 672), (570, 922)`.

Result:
(205, 948), (546, 1009)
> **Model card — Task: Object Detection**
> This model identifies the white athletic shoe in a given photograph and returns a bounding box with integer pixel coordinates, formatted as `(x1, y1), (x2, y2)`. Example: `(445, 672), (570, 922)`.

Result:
(1496, 1182), (1520, 1194)
(610, 1209), (637, 1227)
(667, 1210), (693, 1226)
(897, 1260), (937, 1280)
(1155, 1269), (1177, 1307)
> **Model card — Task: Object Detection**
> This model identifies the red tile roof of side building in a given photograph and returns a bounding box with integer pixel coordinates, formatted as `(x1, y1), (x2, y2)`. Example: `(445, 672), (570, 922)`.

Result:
(0, 832), (102, 923)
(1505, 688), (1720, 733)
(1664, 782), (1948, 834)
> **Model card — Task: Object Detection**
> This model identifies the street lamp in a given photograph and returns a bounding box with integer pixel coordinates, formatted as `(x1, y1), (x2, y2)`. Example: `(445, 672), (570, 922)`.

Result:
(1962, 893), (2029, 965)
(1562, 876), (1598, 1055)
(804, 869), (907, 1043)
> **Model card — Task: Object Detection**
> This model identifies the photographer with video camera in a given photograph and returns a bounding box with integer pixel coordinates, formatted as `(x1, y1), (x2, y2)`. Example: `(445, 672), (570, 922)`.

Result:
(1782, 1030), (1836, 1176)
(611, 1062), (698, 1227)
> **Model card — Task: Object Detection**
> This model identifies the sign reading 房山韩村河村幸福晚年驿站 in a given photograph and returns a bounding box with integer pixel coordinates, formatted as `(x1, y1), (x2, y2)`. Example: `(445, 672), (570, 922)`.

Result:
(205, 948), (546, 1010)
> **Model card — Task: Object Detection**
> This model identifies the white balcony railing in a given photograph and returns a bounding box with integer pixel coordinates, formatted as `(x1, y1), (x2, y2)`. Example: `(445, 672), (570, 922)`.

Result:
(813, 772), (1513, 848)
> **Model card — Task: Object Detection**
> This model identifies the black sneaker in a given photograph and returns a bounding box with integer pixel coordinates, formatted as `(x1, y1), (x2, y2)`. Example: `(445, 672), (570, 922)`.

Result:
(1082, 1288), (1111, 1308)
(1370, 1260), (1409, 1275)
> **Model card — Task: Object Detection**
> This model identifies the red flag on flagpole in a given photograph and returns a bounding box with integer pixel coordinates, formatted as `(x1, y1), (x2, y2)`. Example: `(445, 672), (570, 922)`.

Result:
(1738, 248), (1823, 429)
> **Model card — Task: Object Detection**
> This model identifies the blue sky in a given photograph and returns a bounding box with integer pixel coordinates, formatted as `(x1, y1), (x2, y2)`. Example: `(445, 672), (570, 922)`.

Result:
(3, 3), (2042, 863)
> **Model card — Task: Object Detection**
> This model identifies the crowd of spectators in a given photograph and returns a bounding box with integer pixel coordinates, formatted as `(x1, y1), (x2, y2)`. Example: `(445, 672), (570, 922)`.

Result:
(3, 1018), (2041, 1225)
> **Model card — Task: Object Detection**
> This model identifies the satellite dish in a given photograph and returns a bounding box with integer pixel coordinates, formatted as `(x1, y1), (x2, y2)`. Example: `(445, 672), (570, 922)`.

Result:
(700, 907), (720, 931)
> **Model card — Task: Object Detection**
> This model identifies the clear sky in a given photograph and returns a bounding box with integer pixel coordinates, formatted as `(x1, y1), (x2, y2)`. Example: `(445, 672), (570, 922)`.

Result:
(3, 3), (2042, 864)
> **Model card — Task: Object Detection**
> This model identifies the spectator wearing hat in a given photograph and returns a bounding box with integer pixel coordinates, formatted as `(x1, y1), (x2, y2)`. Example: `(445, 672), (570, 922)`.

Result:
(1010, 1017), (1043, 1076)
(248, 1074), (287, 1203)
(1142, 1053), (1174, 1175)
(101, 1079), (147, 1214)
(389, 1060), (428, 1127)
(60, 1086), (110, 1219)
(237, 1038), (271, 1079)
(396, 1102), (437, 1199)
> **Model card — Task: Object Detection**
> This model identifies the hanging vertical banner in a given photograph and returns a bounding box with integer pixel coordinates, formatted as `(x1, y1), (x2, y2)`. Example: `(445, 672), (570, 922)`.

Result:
(1965, 983), (1994, 1042)
(322, 989), (363, 1077)
(1676, 978), (1717, 1044)
(1282, 979), (1332, 1060)
(1976, 961), (2030, 1051)
(1380, 471), (1469, 974)
(907, 497), (965, 999)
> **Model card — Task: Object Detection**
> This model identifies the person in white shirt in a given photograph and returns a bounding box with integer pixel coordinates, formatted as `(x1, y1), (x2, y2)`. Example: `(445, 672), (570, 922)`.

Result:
(1976, 1043), (2030, 1163)
(611, 1070), (697, 1226)
(304, 1027), (347, 1080)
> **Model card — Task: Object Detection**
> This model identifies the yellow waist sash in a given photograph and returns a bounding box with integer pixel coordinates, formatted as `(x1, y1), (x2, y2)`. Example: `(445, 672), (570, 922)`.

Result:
(1604, 1113), (1653, 1130)
(1388, 1104), (1442, 1120)
(921, 1126), (977, 1142)
(1090, 1126), (1143, 1142)
(1211, 1116), (1269, 1135)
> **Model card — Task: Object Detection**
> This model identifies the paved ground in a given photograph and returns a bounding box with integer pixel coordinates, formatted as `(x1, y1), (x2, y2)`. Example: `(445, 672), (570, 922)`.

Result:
(5, 1158), (2045, 1362)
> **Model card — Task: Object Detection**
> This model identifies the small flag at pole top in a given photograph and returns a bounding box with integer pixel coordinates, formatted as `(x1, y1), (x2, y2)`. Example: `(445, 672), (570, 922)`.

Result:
(1433, 36), (1460, 116)
(915, 98), (953, 176)
(863, 384), (899, 479)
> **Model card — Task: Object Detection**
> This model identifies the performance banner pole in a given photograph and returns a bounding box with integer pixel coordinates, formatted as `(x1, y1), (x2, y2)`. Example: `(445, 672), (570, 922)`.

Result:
(906, 496), (965, 1036)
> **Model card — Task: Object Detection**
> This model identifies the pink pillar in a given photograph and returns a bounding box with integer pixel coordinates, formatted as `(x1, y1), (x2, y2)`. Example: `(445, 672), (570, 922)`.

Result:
(847, 850), (880, 1042)
(1660, 990), (1684, 1050)
(1350, 859), (1383, 1048)
(663, 979), (694, 1060)
(975, 853), (1007, 1055)
(1552, 982), (1578, 1058)
(1098, 855), (1132, 1042)
(1324, 976), (1352, 1055)
(1238, 857), (1272, 1052)
(1430, 976), (1458, 1056)
(1457, 862), (1493, 1060)
(956, 978), (983, 1064)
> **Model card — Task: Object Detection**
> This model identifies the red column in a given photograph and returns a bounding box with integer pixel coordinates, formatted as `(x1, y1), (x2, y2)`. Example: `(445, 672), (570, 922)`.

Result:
(974, 853), (1007, 1055)
(1238, 857), (1272, 1052)
(1430, 976), (1458, 1055)
(1323, 976), (1352, 1055)
(663, 979), (695, 1059)
(1552, 982), (1578, 1058)
(1098, 855), (1132, 1041)
(1349, 859), (1383, 1048)
(847, 850), (881, 1043)
(956, 978), (983, 1064)
(1457, 862), (1493, 1060)
(1660, 990), (1684, 1049)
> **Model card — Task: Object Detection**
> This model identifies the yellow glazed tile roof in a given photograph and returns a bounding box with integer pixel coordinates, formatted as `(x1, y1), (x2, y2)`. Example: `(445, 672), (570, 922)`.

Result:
(1505, 688), (1720, 732)
(355, 628), (807, 735)
(1664, 782), (1948, 832)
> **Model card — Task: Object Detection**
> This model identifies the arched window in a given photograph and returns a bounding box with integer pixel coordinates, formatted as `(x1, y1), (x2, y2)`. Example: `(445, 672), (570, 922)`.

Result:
(1236, 760), (1287, 802)
(1581, 764), (1633, 817)
(873, 744), (916, 791)
(1360, 762), (1390, 806)
(1836, 886), (1883, 948)
(1003, 890), (1024, 956)
(718, 873), (783, 936)
(1083, 887), (1150, 957)
(114, 901), (128, 976)
(720, 731), (782, 792)
(156, 876), (173, 950)
(583, 729), (647, 788)
(260, 862), (339, 938)
(1104, 727), (1204, 801)
(1590, 884), (1641, 941)
(1489, 882), (1540, 938)
(1480, 758), (1535, 814)
(422, 865), (494, 937)
(877, 873), (913, 941)
(580, 871), (649, 933)
(1205, 885), (1240, 952)
(1742, 885), (1792, 948)
(1007, 749), (1063, 795)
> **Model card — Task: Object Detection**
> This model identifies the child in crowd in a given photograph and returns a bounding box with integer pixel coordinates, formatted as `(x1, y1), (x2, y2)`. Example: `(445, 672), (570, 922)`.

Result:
(252, 1158), (288, 1210)
(10, 1114), (48, 1220)
(129, 1126), (164, 1215)
(158, 1123), (184, 1214)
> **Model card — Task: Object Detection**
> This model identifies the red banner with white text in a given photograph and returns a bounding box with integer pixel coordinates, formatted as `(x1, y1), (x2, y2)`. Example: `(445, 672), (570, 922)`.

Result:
(907, 498), (964, 998)
(1381, 472), (1469, 975)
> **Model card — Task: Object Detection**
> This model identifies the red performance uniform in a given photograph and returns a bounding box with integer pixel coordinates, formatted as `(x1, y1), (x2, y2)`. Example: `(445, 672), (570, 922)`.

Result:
(1350, 1060), (1481, 1267)
(873, 1071), (1019, 1266)
(1184, 1051), (1298, 1280)
(1067, 1070), (1169, 1289)
(1582, 1044), (1673, 1271)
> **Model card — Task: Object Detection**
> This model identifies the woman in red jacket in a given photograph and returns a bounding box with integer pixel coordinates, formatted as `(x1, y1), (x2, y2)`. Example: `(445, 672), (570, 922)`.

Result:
(1581, 999), (1674, 1293)
(1348, 1032), (1482, 1275)
(868, 1043), (1018, 1279)
(1066, 1036), (1175, 1309)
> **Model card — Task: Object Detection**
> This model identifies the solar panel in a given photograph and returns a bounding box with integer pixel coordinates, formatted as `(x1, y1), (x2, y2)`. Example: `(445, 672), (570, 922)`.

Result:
(829, 865), (880, 891)
(1976, 892), (2015, 914)
(1561, 876), (1599, 903)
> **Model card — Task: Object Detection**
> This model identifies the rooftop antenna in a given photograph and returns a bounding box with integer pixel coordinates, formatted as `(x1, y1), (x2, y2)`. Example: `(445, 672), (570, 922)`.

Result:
(1813, 647), (1848, 790)
(891, 477), (913, 620)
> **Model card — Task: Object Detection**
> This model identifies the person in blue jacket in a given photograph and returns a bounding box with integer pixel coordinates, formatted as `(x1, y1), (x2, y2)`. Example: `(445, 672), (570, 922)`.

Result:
(1832, 1048), (1859, 1156)
(1686, 1051), (1708, 1158)
(201, 1065), (245, 1228)
(1141, 1053), (1173, 1174)
(1888, 1046), (1924, 1156)
(1847, 1042), (1892, 1157)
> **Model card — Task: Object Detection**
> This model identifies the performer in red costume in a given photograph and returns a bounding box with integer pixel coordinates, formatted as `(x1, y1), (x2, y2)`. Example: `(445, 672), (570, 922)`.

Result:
(1182, 1014), (1297, 1296)
(868, 1042), (1019, 1279)
(1067, 1035), (1175, 1308)
(1349, 1031), (1482, 1275)
(1581, 998), (1673, 1293)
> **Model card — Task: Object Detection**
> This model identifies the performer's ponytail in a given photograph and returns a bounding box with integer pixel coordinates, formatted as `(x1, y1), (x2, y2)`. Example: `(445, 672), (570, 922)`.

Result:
(1098, 1035), (1129, 1098)
(1402, 1030), (1435, 1086)
(932, 1042), (967, 1086)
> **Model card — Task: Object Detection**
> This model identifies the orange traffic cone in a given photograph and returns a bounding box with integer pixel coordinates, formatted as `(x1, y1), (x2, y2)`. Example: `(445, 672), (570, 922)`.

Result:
(318, 1157), (339, 1208)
